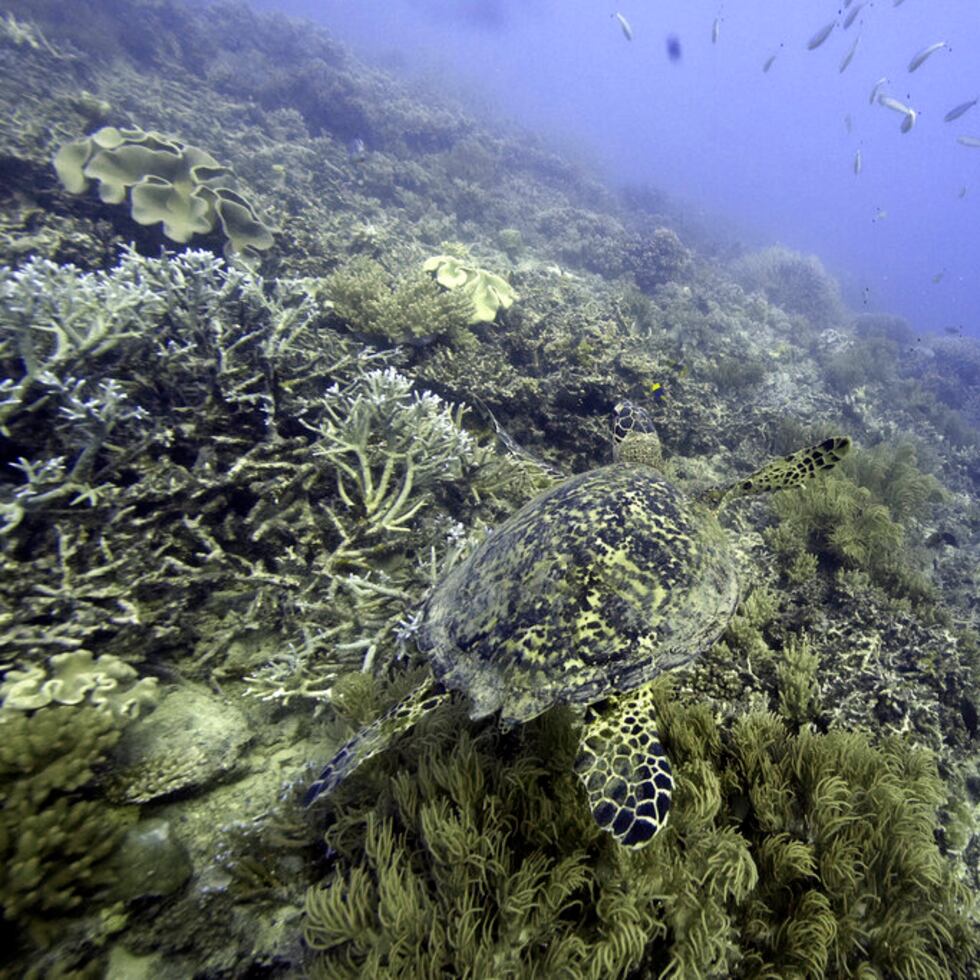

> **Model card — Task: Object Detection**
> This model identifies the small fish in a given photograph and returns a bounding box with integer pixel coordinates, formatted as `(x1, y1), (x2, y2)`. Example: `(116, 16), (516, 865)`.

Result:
(854, 149), (862, 175)
(957, 135), (980, 147)
(944, 98), (978, 122)
(614, 12), (633, 41)
(878, 94), (913, 115)
(844, 113), (853, 133)
(666, 34), (683, 61)
(894, 0), (906, 4)
(958, 185), (968, 198)
(840, 34), (860, 71)
(873, 208), (888, 221)
(807, 21), (836, 50)
(347, 137), (367, 162)
(844, 0), (854, 7)
(900, 109), (917, 133)
(843, 3), (864, 30)
(649, 381), (667, 403)
(932, 271), (944, 284)
(908, 40), (946, 72)
(869, 76), (888, 104)
(712, 17), (721, 44)
(763, 52), (778, 72)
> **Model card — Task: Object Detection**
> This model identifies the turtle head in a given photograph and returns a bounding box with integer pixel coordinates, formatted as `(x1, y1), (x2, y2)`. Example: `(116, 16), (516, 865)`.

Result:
(612, 400), (663, 469)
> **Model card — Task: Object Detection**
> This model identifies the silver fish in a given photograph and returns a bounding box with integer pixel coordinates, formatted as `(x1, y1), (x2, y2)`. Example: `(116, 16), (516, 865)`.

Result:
(840, 34), (860, 72)
(844, 113), (853, 134)
(614, 12), (633, 41)
(957, 135), (980, 148)
(908, 41), (946, 72)
(712, 18), (721, 44)
(869, 76), (888, 104)
(958, 186), (968, 198)
(854, 149), (862, 175)
(900, 109), (916, 133)
(843, 3), (864, 29)
(879, 94), (913, 115)
(807, 21), (835, 50)
(932, 272), (944, 284)
(944, 99), (978, 123)
(763, 53), (778, 72)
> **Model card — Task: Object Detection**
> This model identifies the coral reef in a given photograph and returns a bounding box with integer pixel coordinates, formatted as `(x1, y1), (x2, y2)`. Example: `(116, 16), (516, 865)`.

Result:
(730, 245), (844, 329)
(0, 0), (976, 975)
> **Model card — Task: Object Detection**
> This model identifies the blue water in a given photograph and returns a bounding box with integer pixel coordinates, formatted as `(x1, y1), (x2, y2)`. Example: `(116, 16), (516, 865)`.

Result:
(254, 0), (980, 337)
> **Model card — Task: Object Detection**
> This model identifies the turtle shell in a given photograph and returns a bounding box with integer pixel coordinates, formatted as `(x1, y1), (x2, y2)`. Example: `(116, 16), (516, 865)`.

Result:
(418, 462), (739, 727)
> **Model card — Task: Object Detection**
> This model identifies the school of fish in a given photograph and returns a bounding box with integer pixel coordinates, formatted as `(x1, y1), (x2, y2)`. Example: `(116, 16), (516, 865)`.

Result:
(610, 4), (978, 206)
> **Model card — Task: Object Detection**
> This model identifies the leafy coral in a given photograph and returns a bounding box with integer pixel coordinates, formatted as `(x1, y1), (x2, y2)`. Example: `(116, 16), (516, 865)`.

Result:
(54, 126), (274, 265)
(304, 680), (976, 978)
(423, 253), (518, 324)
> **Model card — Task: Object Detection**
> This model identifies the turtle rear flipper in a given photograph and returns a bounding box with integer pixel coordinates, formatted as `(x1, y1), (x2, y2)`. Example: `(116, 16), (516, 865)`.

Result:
(574, 686), (673, 848)
(711, 435), (851, 507)
(304, 677), (449, 806)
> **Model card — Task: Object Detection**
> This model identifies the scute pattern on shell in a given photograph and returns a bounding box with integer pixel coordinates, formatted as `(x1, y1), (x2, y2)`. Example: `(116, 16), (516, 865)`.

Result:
(419, 461), (739, 727)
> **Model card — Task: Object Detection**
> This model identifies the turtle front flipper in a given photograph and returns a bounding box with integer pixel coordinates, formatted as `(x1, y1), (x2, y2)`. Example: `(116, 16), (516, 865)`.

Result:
(710, 435), (851, 507)
(574, 685), (673, 848)
(304, 677), (449, 806)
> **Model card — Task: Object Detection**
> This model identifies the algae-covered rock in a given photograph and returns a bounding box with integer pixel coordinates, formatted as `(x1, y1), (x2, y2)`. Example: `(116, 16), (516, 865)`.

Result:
(109, 684), (251, 804)
(53, 126), (274, 264)
(108, 819), (193, 901)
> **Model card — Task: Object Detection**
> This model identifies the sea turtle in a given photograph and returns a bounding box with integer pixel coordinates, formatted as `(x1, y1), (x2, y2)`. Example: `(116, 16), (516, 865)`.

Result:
(305, 403), (850, 848)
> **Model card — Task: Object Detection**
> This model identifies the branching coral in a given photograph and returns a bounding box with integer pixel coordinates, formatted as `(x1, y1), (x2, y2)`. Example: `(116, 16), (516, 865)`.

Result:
(323, 257), (473, 344)
(303, 681), (976, 978)
(311, 366), (475, 541)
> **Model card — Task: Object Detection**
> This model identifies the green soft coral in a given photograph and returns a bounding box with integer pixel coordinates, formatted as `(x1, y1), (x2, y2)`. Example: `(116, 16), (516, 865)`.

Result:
(304, 679), (976, 978)
(767, 444), (940, 603)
